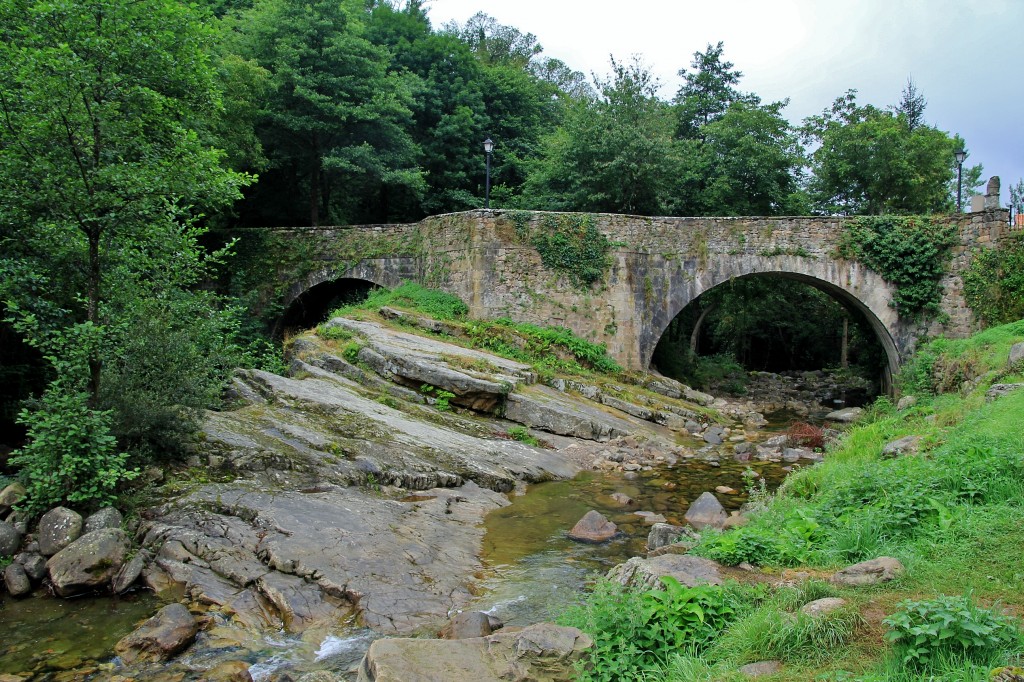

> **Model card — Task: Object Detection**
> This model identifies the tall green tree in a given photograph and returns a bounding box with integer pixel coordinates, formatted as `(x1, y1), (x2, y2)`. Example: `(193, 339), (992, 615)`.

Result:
(674, 41), (756, 139)
(802, 89), (973, 215)
(0, 0), (250, 507)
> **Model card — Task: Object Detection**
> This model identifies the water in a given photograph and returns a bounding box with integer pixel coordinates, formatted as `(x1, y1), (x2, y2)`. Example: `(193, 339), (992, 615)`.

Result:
(470, 459), (790, 626)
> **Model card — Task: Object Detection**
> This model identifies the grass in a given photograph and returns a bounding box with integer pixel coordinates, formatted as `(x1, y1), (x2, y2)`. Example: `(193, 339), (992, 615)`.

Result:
(554, 321), (1024, 681)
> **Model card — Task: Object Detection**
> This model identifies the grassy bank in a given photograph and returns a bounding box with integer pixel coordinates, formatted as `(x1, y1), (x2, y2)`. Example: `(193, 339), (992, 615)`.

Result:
(557, 321), (1024, 681)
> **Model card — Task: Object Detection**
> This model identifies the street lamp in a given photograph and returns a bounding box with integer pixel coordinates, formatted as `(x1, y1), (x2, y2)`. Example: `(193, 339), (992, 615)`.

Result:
(483, 138), (494, 209)
(954, 148), (967, 213)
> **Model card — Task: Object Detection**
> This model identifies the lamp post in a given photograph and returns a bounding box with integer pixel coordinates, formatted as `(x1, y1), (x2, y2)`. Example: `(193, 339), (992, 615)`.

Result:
(483, 138), (494, 209)
(954, 148), (967, 213)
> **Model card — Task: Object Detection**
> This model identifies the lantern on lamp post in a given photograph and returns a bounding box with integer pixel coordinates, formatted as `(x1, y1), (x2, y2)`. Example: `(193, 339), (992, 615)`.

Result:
(954, 148), (967, 213)
(483, 138), (494, 209)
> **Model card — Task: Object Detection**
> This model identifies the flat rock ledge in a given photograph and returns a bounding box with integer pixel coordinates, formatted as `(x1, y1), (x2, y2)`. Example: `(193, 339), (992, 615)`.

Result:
(356, 623), (592, 682)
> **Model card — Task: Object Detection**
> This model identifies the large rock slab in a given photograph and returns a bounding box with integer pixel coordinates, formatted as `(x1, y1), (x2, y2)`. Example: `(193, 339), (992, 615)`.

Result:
(684, 492), (727, 530)
(356, 623), (592, 682)
(47, 528), (130, 596)
(607, 554), (724, 590)
(825, 407), (863, 423)
(114, 603), (198, 664)
(504, 385), (643, 442)
(147, 482), (512, 633)
(831, 557), (904, 586)
(38, 506), (83, 557)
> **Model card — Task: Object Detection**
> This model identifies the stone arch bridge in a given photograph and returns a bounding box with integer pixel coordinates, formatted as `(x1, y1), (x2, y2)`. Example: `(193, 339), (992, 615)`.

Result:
(227, 208), (1014, 377)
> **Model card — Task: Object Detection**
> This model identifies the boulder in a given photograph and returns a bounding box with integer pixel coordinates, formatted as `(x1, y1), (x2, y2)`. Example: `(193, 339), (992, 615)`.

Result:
(114, 602), (198, 664)
(18, 552), (48, 582)
(684, 492), (727, 530)
(442, 611), (493, 639)
(986, 383), (1024, 401)
(831, 556), (904, 586)
(3, 561), (32, 597)
(609, 492), (635, 506)
(504, 386), (638, 441)
(800, 597), (847, 618)
(646, 523), (691, 552)
(633, 511), (667, 526)
(703, 426), (725, 445)
(739, 661), (783, 677)
(0, 482), (26, 516)
(608, 554), (724, 590)
(1009, 342), (1024, 367)
(113, 550), (148, 594)
(356, 622), (591, 682)
(714, 485), (737, 494)
(881, 435), (922, 458)
(825, 407), (863, 423)
(896, 395), (917, 411)
(205, 661), (253, 682)
(47, 528), (130, 597)
(38, 506), (84, 557)
(0, 519), (21, 557)
(723, 511), (750, 529)
(567, 511), (618, 543)
(84, 507), (123, 534)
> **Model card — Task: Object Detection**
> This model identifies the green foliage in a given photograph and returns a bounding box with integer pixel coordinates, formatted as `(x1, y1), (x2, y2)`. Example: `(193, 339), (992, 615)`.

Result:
(316, 324), (355, 341)
(962, 232), (1024, 326)
(558, 578), (749, 681)
(838, 215), (958, 317)
(466, 318), (621, 374)
(333, 282), (469, 321)
(527, 214), (612, 289)
(712, 602), (862, 665)
(898, 320), (1024, 395)
(10, 386), (138, 515)
(883, 594), (1020, 670)
(420, 384), (455, 411)
(506, 426), (539, 446)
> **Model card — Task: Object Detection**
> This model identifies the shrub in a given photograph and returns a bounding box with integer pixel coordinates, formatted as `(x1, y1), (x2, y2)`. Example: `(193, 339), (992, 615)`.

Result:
(883, 594), (1020, 670)
(787, 421), (825, 450)
(507, 426), (540, 446)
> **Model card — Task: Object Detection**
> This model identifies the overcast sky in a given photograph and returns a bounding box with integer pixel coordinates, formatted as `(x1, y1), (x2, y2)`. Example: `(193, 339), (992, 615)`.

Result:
(425, 0), (1023, 203)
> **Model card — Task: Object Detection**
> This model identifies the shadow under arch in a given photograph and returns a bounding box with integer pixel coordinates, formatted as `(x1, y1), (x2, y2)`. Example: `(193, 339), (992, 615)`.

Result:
(647, 271), (900, 393)
(277, 276), (381, 335)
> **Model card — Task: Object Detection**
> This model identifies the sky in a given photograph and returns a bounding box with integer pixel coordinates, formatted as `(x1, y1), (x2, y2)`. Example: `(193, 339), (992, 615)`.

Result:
(425, 0), (1023, 204)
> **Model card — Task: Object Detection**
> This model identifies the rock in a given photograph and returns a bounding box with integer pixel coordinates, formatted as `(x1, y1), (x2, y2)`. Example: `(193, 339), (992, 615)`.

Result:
(633, 511), (667, 526)
(646, 523), (694, 552)
(881, 435), (922, 458)
(0, 482), (26, 516)
(47, 528), (130, 597)
(17, 552), (48, 581)
(896, 395), (917, 411)
(356, 622), (591, 682)
(0, 520), (21, 557)
(38, 507), (84, 557)
(442, 611), (493, 639)
(3, 562), (32, 597)
(703, 426), (724, 445)
(987, 383), (1024, 401)
(608, 554), (724, 590)
(831, 556), (905, 586)
(825, 407), (863, 423)
(113, 551), (148, 594)
(683, 387), (715, 406)
(714, 485), (737, 494)
(114, 602), (198, 665)
(85, 507), (123, 533)
(609, 492), (635, 506)
(567, 511), (618, 543)
(205, 661), (253, 682)
(800, 597), (847, 618)
(1010, 342), (1024, 367)
(504, 386), (641, 441)
(723, 511), (749, 529)
(733, 442), (752, 456)
(684, 492), (727, 530)
(782, 448), (806, 462)
(738, 660), (783, 677)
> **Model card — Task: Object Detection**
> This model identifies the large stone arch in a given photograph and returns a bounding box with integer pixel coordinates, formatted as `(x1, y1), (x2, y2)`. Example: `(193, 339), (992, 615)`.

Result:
(640, 254), (905, 379)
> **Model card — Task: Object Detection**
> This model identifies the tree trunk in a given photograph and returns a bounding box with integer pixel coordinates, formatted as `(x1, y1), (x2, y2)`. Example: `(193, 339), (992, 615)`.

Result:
(689, 301), (718, 354)
(87, 227), (102, 405)
(840, 316), (849, 369)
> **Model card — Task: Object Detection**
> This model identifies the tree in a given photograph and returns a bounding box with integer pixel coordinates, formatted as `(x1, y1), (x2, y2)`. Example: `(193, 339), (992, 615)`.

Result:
(523, 57), (679, 215)
(802, 90), (968, 215)
(897, 77), (927, 131)
(674, 41), (755, 138)
(0, 0), (249, 506)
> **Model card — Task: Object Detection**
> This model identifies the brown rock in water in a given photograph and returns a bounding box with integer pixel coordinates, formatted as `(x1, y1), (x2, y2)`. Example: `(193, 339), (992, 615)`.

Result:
(567, 510), (618, 543)
(115, 603), (198, 664)
(441, 611), (493, 639)
(684, 492), (727, 530)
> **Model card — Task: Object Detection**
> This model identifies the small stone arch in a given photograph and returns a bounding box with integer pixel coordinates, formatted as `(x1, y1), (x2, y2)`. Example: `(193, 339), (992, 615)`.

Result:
(642, 256), (904, 383)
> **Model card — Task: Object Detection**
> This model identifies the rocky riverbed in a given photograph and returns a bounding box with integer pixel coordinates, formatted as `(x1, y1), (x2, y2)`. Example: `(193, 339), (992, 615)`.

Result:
(0, 312), (860, 681)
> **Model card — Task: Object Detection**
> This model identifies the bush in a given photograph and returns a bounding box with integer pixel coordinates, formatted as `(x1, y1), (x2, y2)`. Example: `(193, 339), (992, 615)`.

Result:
(10, 386), (138, 514)
(332, 282), (468, 321)
(883, 594), (1021, 670)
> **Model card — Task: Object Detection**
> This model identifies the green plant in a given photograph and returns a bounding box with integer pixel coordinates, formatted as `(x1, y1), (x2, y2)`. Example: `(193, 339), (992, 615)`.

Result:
(10, 386), (139, 514)
(330, 282), (468, 321)
(962, 232), (1024, 326)
(837, 215), (958, 318)
(420, 384), (456, 411)
(883, 594), (1021, 670)
(533, 213), (612, 289)
(317, 324), (353, 341)
(507, 426), (540, 446)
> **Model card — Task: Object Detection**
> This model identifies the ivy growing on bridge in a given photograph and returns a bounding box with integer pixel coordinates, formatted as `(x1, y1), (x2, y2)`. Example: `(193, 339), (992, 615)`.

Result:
(836, 216), (958, 318)
(961, 232), (1024, 326)
(506, 211), (613, 290)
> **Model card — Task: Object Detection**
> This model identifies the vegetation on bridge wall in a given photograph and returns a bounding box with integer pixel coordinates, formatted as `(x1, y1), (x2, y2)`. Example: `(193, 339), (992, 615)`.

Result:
(962, 232), (1024, 326)
(836, 215), (958, 319)
(504, 211), (614, 290)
